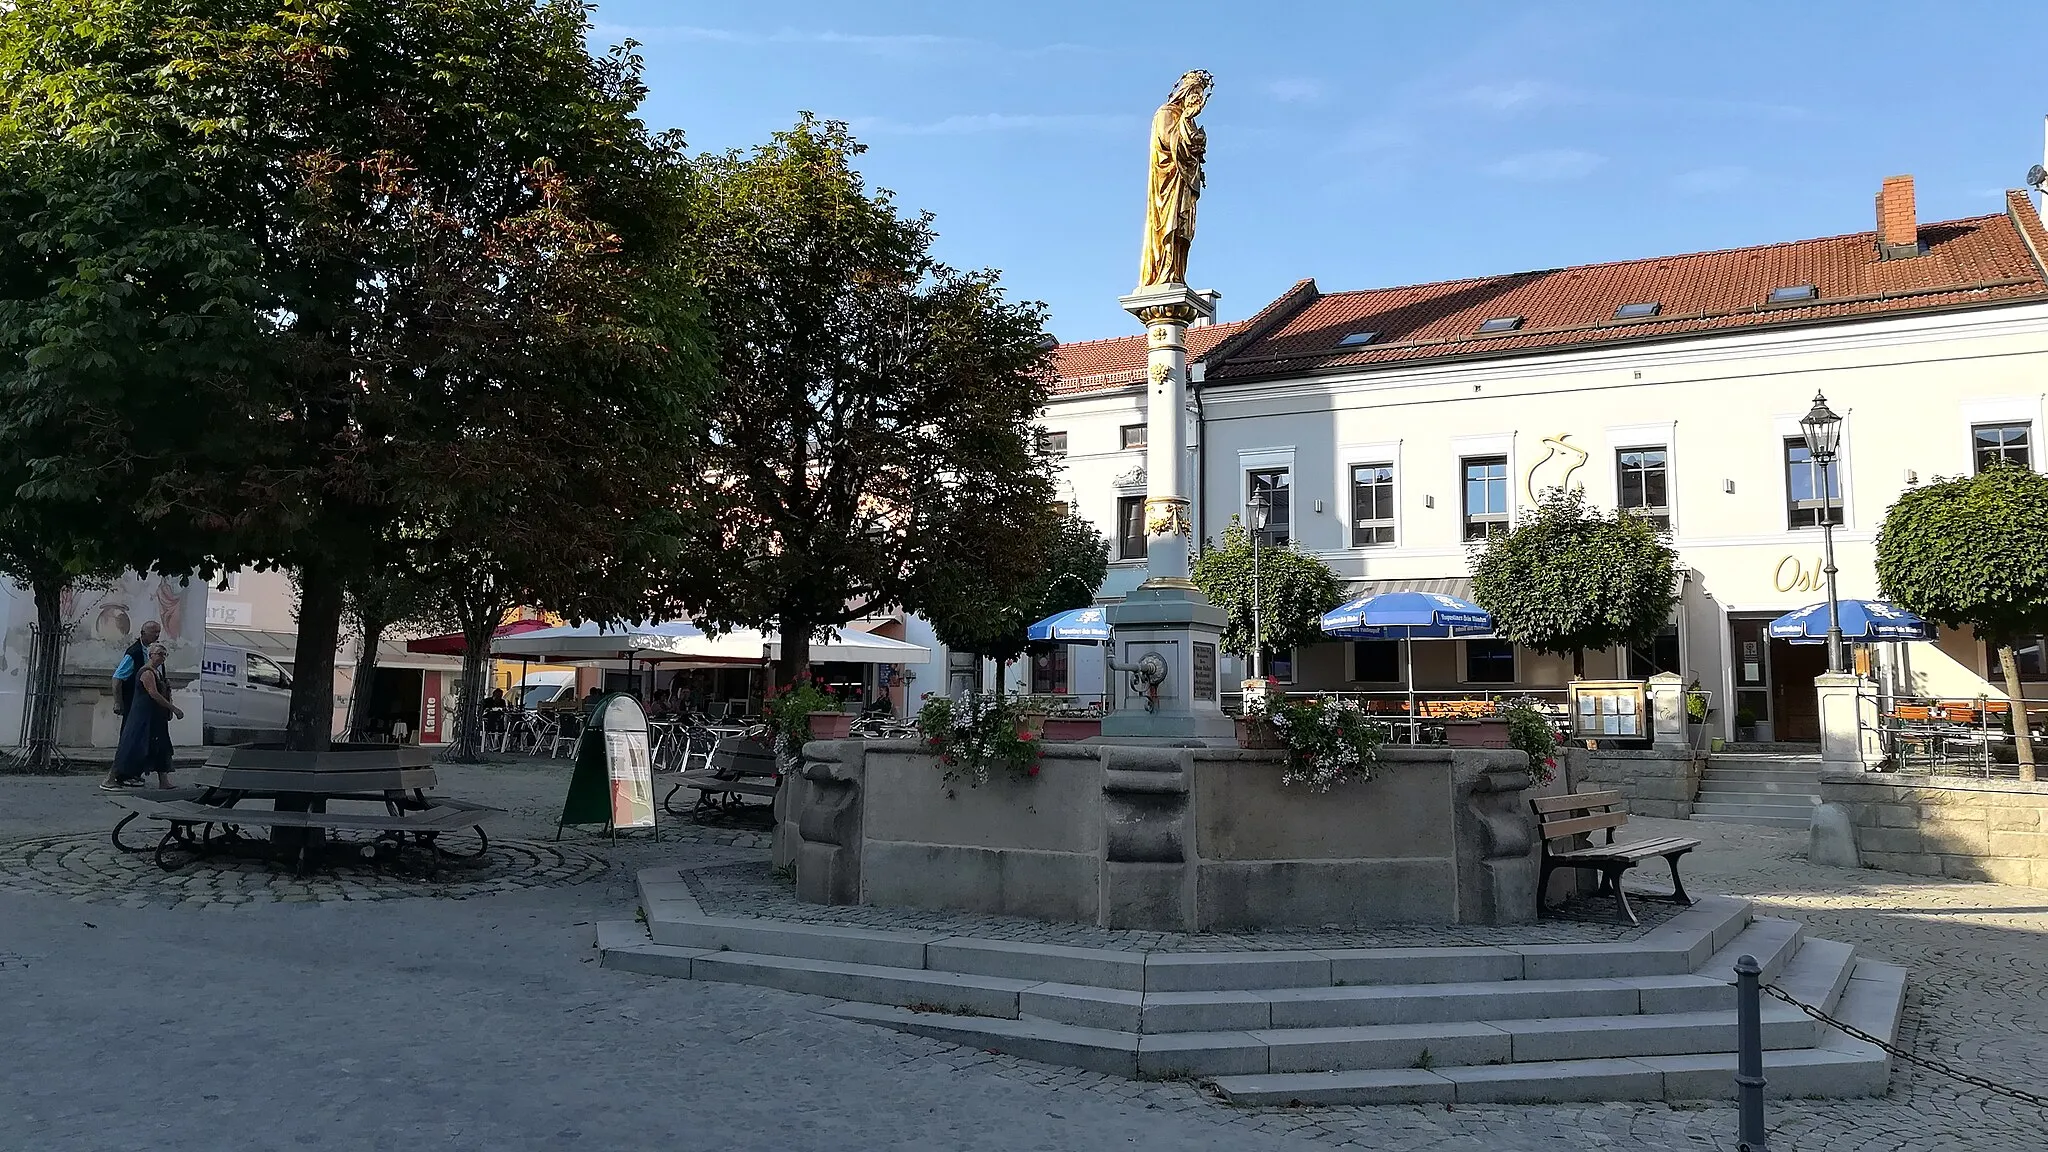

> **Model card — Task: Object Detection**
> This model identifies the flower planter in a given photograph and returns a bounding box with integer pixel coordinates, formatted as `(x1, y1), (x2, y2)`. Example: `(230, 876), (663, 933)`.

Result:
(1235, 716), (1285, 750)
(807, 712), (854, 740)
(1040, 717), (1100, 741)
(1445, 717), (1511, 749)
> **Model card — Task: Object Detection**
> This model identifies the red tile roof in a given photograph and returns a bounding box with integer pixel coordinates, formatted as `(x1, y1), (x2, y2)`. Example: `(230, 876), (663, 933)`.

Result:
(1051, 319), (1249, 395)
(1207, 198), (2048, 382)
(1051, 191), (2048, 392)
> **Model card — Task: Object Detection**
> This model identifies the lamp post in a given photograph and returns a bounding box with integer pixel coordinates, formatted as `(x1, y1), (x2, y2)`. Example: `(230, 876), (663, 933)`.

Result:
(1247, 491), (1269, 681)
(1800, 391), (1846, 674)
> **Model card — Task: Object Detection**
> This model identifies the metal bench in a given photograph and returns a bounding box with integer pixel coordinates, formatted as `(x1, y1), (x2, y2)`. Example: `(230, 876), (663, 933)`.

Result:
(1532, 790), (1697, 926)
(112, 792), (501, 876)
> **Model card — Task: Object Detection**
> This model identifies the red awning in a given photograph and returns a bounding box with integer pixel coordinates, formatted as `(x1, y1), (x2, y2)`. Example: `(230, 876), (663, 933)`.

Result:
(404, 618), (556, 657)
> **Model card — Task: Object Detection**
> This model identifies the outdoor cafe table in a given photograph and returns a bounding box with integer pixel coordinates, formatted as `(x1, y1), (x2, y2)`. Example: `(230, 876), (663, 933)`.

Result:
(106, 745), (497, 875)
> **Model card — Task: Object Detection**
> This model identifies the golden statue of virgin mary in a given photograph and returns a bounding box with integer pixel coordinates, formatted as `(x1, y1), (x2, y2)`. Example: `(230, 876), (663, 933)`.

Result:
(1139, 70), (1213, 288)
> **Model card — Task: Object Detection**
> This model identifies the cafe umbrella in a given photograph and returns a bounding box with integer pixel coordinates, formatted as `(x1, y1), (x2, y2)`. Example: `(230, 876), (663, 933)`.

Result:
(1319, 591), (1496, 743)
(1026, 606), (1113, 644)
(1768, 599), (1936, 644)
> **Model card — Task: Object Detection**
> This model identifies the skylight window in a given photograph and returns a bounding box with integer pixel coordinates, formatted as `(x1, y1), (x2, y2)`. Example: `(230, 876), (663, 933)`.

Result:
(1477, 316), (1523, 333)
(1338, 331), (1377, 346)
(1768, 285), (1818, 304)
(1614, 302), (1661, 320)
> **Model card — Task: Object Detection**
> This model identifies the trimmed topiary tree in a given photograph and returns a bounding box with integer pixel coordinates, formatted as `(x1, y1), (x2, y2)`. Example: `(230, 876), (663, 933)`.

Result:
(1875, 464), (2048, 779)
(1469, 487), (1680, 678)
(1193, 516), (1343, 667)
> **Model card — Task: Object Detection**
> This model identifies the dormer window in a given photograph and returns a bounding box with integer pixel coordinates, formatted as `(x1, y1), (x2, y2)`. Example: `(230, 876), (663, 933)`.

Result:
(1767, 285), (1818, 305)
(1614, 302), (1661, 320)
(1477, 316), (1524, 333)
(1338, 331), (1378, 346)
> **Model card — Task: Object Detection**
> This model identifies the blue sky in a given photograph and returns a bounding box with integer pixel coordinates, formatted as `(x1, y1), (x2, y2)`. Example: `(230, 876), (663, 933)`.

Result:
(593, 1), (2048, 341)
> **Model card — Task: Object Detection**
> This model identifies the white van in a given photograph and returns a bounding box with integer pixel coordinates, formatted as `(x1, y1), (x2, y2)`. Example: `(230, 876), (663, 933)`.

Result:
(201, 643), (294, 734)
(514, 670), (575, 710)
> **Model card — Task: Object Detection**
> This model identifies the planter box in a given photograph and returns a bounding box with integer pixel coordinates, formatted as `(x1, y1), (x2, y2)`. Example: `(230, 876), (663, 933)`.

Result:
(1445, 717), (1511, 749)
(808, 712), (854, 740)
(1235, 716), (1284, 750)
(1040, 717), (1101, 741)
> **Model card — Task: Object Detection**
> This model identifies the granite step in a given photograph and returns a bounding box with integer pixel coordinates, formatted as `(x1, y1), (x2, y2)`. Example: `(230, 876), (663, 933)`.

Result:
(1690, 803), (1816, 829)
(1697, 777), (1824, 795)
(821, 1001), (1822, 1079)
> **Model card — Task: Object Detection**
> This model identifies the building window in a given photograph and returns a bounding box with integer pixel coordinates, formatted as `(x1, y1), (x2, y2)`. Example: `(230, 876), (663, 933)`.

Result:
(1116, 496), (1146, 560)
(1616, 447), (1670, 530)
(1973, 422), (2032, 473)
(1038, 430), (1067, 457)
(1120, 423), (1148, 450)
(1247, 468), (1292, 547)
(1352, 640), (1401, 683)
(2017, 636), (2046, 680)
(1349, 463), (1396, 547)
(1464, 639), (1516, 684)
(1259, 648), (1295, 684)
(1626, 623), (1682, 678)
(1049, 501), (1070, 518)
(213, 570), (241, 594)
(1029, 645), (1068, 695)
(1462, 456), (1509, 540)
(1784, 438), (1843, 528)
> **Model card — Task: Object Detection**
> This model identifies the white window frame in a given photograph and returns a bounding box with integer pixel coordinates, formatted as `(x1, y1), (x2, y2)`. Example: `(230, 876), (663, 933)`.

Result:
(1773, 410), (1854, 531)
(1260, 646), (1298, 686)
(1338, 439), (1401, 549)
(1348, 638), (1404, 684)
(1459, 638), (1518, 685)
(1238, 445), (1296, 548)
(1959, 396), (2043, 475)
(1449, 433), (1516, 540)
(1605, 422), (1677, 533)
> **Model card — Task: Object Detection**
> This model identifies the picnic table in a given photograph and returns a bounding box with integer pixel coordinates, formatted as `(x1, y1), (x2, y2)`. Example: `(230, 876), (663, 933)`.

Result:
(105, 745), (501, 877)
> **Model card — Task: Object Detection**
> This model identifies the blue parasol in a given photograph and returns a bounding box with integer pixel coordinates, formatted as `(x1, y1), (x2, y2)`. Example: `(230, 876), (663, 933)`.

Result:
(1027, 606), (1112, 644)
(1767, 600), (1935, 644)
(1319, 591), (1495, 742)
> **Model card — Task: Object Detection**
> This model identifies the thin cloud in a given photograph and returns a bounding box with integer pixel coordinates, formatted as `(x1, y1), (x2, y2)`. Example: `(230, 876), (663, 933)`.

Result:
(1457, 80), (1578, 112)
(1672, 165), (1751, 195)
(1266, 78), (1327, 105)
(1486, 149), (1604, 181)
(852, 113), (1139, 137)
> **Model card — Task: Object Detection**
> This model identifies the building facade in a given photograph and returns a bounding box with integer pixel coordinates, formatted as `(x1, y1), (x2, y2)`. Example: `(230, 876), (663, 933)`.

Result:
(1022, 178), (2048, 740)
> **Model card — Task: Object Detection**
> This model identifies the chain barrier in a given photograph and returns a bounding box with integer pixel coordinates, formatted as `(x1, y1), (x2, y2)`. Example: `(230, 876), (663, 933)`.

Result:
(1762, 983), (2048, 1110)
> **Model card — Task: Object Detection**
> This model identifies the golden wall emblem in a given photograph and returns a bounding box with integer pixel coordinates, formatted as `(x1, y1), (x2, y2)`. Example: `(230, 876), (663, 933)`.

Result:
(1149, 362), (1173, 386)
(1144, 497), (1192, 538)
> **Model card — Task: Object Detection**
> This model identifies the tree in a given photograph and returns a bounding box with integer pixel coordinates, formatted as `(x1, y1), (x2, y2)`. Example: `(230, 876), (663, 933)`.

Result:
(682, 117), (1058, 685)
(924, 512), (1110, 691)
(1468, 487), (1679, 677)
(1875, 464), (2048, 779)
(1192, 516), (1343, 664)
(1, 1), (710, 752)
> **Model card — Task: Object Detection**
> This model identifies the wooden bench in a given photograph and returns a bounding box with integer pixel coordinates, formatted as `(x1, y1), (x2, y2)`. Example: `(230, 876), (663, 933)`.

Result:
(661, 731), (781, 818)
(1532, 790), (1698, 926)
(121, 795), (502, 875)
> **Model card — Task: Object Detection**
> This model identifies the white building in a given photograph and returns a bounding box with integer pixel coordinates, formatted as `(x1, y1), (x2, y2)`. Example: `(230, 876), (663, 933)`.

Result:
(1013, 176), (2048, 741)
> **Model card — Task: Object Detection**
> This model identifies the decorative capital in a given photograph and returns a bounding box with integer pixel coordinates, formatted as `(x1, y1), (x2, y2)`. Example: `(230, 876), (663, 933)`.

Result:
(1135, 302), (1198, 325)
(1144, 496), (1192, 539)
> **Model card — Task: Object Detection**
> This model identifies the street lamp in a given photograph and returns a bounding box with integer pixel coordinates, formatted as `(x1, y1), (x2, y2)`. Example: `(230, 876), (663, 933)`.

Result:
(1800, 391), (1846, 674)
(1247, 491), (1270, 681)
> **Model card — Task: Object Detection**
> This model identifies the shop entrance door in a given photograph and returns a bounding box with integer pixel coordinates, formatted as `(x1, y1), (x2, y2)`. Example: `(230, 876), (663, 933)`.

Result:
(1771, 640), (1828, 743)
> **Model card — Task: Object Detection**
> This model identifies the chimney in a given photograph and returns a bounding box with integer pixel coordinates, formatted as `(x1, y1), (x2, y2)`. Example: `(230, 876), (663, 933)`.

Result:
(1874, 174), (1919, 259)
(1189, 288), (1222, 327)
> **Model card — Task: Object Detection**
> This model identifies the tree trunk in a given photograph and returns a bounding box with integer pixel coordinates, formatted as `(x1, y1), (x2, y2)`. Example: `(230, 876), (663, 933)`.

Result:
(9, 579), (67, 773)
(1995, 643), (2036, 782)
(348, 614), (386, 742)
(449, 622), (494, 763)
(775, 619), (811, 691)
(287, 559), (344, 753)
(1572, 648), (1586, 679)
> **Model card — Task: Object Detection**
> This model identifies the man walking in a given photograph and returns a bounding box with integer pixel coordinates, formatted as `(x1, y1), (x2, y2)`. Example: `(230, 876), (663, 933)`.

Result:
(103, 621), (161, 789)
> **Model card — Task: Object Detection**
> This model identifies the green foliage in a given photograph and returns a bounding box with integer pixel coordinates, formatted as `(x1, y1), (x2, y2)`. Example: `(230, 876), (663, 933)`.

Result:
(681, 116), (1058, 681)
(924, 513), (1110, 671)
(1255, 695), (1384, 792)
(915, 694), (1043, 789)
(1499, 698), (1559, 784)
(0, 1), (712, 749)
(1469, 487), (1679, 673)
(762, 677), (841, 751)
(1685, 680), (1711, 724)
(1874, 465), (2048, 645)
(1192, 516), (1343, 658)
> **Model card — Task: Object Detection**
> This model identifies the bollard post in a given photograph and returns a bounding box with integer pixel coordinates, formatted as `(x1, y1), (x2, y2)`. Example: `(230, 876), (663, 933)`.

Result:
(1734, 953), (1769, 1151)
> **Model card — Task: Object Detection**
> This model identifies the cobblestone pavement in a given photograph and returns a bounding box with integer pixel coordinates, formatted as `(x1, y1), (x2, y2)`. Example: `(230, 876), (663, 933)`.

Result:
(4, 766), (2045, 1151)
(683, 860), (1681, 949)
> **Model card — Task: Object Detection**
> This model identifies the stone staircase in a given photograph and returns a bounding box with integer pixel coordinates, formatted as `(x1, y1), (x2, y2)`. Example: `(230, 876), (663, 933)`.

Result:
(598, 868), (1906, 1105)
(1690, 748), (1823, 830)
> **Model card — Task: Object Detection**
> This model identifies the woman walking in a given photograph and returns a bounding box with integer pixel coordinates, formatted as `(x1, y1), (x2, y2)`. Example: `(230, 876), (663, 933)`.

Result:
(103, 643), (182, 790)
